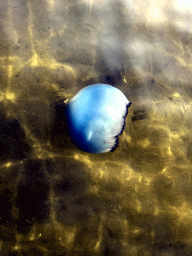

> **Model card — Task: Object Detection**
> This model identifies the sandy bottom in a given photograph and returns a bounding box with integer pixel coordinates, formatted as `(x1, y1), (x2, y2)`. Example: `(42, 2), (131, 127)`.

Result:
(1, 0), (192, 255)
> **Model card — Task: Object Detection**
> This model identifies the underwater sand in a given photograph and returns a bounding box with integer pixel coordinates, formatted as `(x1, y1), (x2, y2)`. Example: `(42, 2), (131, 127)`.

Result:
(1, 0), (192, 255)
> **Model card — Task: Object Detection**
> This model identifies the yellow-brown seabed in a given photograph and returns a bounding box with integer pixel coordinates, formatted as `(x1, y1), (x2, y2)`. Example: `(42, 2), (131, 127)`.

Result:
(1, 0), (192, 255)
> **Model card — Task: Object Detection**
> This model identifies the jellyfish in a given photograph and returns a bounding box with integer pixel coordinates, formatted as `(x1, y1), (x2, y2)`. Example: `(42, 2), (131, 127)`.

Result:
(65, 84), (131, 153)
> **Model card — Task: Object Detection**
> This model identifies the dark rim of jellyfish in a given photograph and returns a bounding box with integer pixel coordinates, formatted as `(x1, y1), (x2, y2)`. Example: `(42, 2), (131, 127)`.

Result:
(110, 101), (132, 152)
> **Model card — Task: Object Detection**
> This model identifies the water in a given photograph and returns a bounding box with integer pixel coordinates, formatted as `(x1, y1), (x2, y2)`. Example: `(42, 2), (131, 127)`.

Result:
(0, 0), (192, 255)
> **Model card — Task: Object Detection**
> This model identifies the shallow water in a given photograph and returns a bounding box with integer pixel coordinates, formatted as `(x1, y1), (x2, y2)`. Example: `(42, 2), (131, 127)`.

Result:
(1, 0), (192, 255)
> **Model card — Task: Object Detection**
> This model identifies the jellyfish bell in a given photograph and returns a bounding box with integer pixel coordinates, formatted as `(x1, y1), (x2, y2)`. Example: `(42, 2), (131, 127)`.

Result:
(65, 84), (131, 153)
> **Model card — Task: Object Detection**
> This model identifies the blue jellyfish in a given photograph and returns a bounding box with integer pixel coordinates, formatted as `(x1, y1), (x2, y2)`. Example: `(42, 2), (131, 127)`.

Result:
(65, 84), (131, 153)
